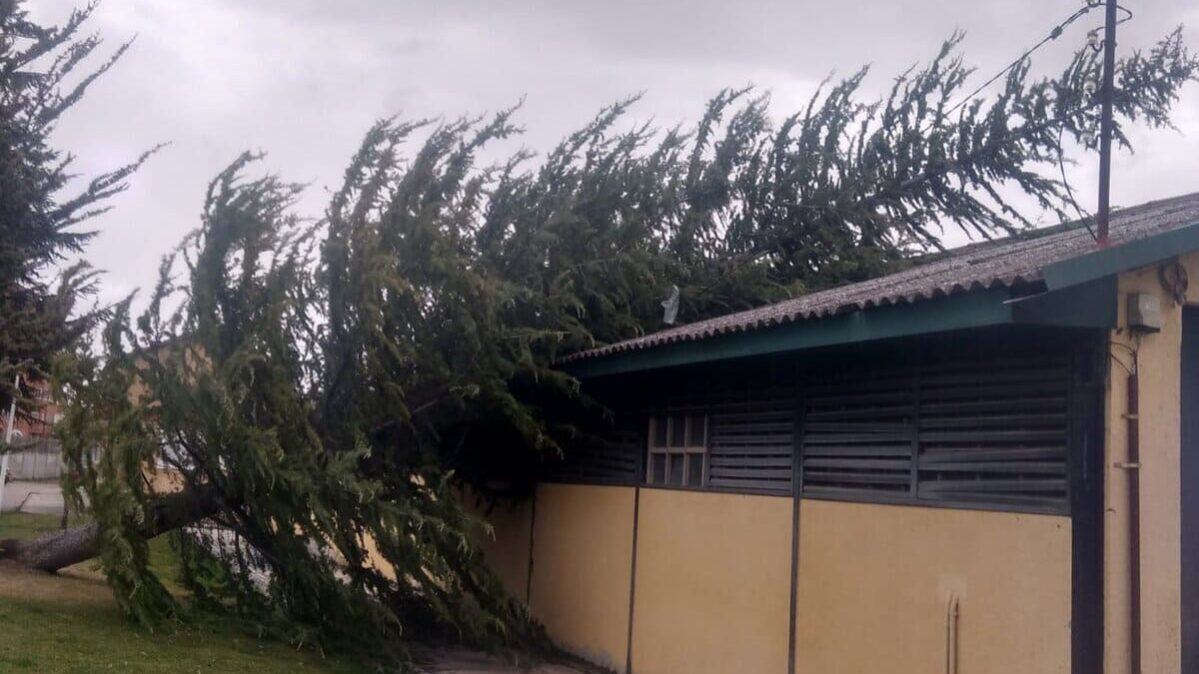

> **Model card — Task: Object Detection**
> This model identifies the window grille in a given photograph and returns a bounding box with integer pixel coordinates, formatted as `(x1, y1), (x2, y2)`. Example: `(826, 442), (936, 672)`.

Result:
(647, 414), (707, 488)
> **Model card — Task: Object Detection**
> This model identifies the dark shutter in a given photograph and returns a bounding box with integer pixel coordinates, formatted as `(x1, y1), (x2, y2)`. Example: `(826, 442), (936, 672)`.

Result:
(916, 354), (1070, 510)
(568, 340), (1074, 512)
(800, 370), (915, 496)
(548, 428), (641, 484)
(707, 396), (794, 493)
(799, 351), (1072, 512)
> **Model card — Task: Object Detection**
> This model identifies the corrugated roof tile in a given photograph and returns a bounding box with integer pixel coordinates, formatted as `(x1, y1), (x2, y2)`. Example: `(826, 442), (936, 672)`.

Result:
(562, 192), (1199, 363)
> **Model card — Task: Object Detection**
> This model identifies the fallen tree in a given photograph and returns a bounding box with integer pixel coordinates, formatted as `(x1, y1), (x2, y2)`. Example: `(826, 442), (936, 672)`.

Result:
(4, 0), (1198, 669)
(0, 486), (221, 572)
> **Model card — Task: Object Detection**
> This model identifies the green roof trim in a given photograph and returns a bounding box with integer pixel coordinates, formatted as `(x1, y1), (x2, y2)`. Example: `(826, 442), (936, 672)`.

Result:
(1041, 221), (1199, 290)
(1008, 276), (1118, 329)
(566, 280), (1122, 379)
(565, 288), (1008, 378)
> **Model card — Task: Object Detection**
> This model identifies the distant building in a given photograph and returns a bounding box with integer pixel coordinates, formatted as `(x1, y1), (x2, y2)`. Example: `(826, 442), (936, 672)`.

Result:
(5, 377), (61, 445)
(4, 377), (64, 480)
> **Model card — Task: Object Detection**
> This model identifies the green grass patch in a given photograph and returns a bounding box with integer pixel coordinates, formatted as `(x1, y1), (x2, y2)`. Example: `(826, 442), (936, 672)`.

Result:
(0, 512), (68, 540)
(0, 592), (364, 674)
(0, 513), (364, 674)
(0, 512), (179, 588)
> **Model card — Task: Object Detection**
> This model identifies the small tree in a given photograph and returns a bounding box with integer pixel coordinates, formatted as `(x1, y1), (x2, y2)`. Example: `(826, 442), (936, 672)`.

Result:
(0, 0), (154, 413)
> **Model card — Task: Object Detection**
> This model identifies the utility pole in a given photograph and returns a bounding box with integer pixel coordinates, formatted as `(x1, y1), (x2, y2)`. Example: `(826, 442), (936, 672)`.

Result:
(1095, 0), (1119, 246)
(1095, 5), (1138, 668)
(0, 373), (20, 514)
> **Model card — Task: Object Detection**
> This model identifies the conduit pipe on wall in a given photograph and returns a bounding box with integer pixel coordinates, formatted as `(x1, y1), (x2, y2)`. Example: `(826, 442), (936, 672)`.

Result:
(1126, 370), (1142, 674)
(944, 594), (960, 674)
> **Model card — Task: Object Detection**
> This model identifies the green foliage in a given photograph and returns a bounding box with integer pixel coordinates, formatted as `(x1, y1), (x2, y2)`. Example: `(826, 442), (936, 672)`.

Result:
(0, 0), (155, 415)
(57, 12), (1196, 673)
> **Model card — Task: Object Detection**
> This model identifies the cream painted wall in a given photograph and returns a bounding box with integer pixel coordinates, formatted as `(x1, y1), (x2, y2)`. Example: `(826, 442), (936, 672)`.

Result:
(528, 483), (636, 672)
(461, 492), (533, 601)
(508, 482), (1076, 673)
(795, 499), (1072, 674)
(1105, 252), (1199, 674)
(630, 488), (793, 674)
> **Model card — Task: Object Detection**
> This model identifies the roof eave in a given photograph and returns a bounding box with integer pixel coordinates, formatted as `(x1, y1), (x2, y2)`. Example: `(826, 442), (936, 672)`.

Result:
(1042, 221), (1199, 290)
(564, 217), (1199, 380)
(564, 277), (1120, 380)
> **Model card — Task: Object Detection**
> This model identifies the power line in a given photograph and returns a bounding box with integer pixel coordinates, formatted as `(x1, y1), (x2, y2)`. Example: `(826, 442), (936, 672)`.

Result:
(1057, 126), (1099, 241)
(945, 2), (1104, 117)
(943, 0), (1139, 245)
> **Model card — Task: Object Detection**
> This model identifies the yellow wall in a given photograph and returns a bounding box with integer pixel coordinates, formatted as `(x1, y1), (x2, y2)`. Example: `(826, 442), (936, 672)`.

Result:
(528, 483), (636, 672)
(795, 499), (1072, 674)
(460, 491), (533, 600)
(1105, 252), (1199, 674)
(144, 465), (185, 494)
(631, 489), (793, 674)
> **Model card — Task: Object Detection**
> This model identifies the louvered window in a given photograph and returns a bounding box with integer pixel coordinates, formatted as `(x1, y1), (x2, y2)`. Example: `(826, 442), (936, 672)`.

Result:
(916, 355), (1070, 509)
(561, 343), (1080, 513)
(548, 428), (641, 484)
(644, 394), (795, 493)
(707, 397), (794, 493)
(801, 370), (914, 496)
(799, 352), (1072, 512)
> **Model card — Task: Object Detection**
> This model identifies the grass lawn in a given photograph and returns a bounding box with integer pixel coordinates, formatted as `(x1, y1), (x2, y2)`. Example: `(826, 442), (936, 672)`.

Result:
(0, 513), (363, 674)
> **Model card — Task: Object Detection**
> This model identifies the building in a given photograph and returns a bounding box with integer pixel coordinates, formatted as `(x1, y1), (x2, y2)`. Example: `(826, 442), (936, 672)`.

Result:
(4, 377), (61, 443)
(3, 377), (65, 481)
(469, 192), (1199, 674)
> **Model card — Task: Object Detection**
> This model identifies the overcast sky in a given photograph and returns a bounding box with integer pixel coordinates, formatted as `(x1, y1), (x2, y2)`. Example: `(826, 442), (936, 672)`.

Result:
(28, 0), (1199, 308)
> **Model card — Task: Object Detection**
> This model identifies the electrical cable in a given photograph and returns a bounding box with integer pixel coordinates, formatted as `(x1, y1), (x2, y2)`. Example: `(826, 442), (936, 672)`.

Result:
(945, 1), (1140, 243)
(1087, 5), (1134, 53)
(1108, 342), (1135, 376)
(945, 2), (1104, 117)
(1057, 126), (1099, 241)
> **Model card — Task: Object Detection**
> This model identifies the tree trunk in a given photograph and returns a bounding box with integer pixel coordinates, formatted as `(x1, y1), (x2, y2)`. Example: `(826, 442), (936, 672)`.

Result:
(0, 486), (224, 573)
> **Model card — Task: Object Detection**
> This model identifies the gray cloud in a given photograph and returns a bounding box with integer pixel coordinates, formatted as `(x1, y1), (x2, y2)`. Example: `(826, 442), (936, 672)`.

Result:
(28, 0), (1199, 307)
